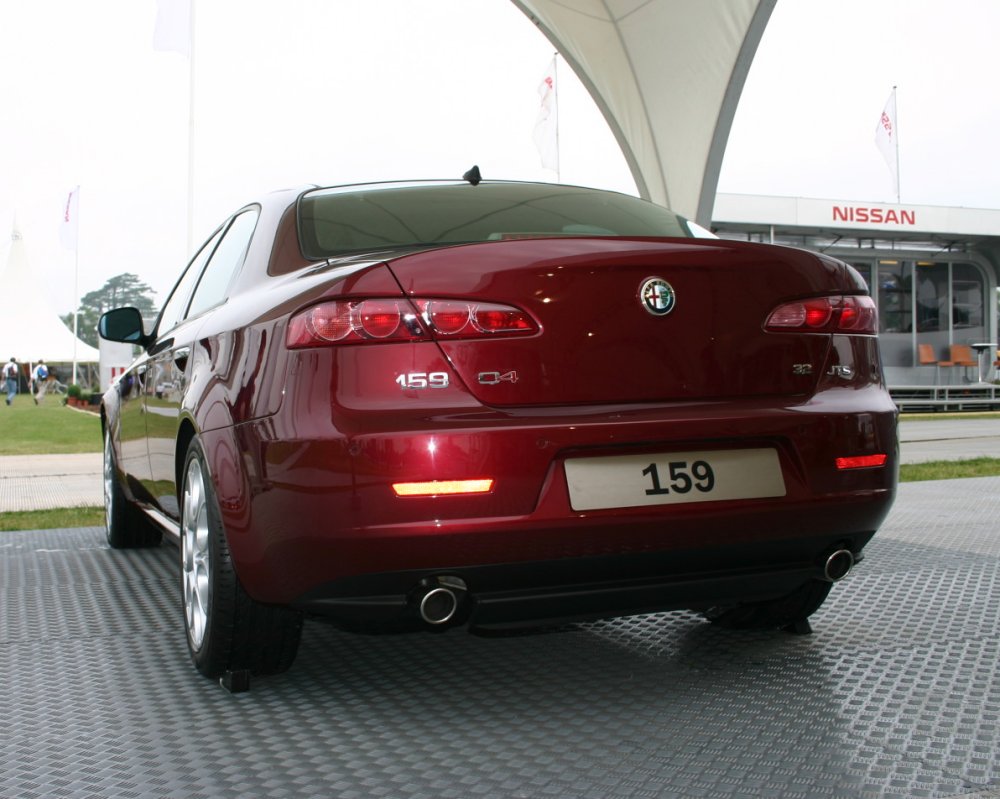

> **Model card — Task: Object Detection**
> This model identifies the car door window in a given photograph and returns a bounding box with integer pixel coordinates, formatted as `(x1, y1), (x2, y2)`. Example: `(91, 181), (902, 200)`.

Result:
(157, 227), (224, 338)
(187, 208), (259, 319)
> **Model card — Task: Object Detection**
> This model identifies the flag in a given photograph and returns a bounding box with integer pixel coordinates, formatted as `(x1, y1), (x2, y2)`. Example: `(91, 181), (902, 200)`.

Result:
(154, 0), (192, 56)
(874, 91), (898, 196)
(533, 57), (559, 174)
(60, 186), (80, 251)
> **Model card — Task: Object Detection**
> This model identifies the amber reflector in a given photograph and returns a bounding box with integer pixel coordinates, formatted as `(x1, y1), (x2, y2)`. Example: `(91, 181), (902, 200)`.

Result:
(392, 479), (495, 497)
(835, 454), (887, 470)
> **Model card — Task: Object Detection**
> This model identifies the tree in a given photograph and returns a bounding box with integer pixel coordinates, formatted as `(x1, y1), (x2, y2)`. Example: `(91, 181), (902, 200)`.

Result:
(62, 273), (158, 348)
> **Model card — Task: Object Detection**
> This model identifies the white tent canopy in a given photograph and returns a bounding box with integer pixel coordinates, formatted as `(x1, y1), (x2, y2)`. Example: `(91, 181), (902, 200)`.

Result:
(513, 0), (775, 224)
(0, 223), (100, 364)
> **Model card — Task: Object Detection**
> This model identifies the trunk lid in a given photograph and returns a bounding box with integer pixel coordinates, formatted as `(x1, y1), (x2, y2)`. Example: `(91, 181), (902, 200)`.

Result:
(386, 238), (851, 407)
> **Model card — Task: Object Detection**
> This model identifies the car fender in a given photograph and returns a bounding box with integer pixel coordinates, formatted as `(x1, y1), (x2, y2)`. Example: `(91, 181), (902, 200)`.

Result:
(197, 423), (257, 575)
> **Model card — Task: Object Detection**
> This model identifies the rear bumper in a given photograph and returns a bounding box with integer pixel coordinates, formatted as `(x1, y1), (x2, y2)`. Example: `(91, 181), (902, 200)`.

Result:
(207, 387), (897, 606)
(292, 531), (874, 630)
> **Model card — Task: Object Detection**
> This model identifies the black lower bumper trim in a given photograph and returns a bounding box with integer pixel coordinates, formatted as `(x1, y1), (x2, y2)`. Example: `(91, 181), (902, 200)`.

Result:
(292, 532), (874, 630)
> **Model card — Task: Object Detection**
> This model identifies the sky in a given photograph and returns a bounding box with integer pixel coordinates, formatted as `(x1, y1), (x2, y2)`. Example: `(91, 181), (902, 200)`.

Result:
(2, 0), (999, 317)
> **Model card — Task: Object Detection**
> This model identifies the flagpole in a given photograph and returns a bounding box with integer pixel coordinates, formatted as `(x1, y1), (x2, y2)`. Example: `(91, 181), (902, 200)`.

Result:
(892, 85), (900, 204)
(72, 186), (80, 386)
(186, 0), (196, 254)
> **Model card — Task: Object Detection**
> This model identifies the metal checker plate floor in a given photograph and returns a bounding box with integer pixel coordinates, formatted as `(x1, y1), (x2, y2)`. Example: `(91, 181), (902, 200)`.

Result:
(2, 479), (1000, 799)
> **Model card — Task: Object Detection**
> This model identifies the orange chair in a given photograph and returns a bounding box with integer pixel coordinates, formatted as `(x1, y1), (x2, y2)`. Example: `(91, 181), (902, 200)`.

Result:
(939, 344), (977, 382)
(917, 344), (941, 383)
(918, 344), (940, 383)
(917, 344), (938, 365)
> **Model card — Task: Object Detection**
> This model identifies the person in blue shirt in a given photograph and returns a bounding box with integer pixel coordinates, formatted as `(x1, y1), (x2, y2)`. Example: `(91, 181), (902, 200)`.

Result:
(32, 360), (50, 405)
(3, 358), (18, 406)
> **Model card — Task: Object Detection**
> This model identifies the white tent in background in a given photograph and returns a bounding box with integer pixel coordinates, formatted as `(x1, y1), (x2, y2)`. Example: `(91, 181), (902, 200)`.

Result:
(512, 0), (775, 224)
(0, 222), (100, 365)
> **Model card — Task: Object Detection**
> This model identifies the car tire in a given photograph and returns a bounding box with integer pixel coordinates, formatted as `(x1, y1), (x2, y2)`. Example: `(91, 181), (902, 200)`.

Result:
(180, 437), (303, 678)
(104, 428), (162, 548)
(704, 579), (832, 631)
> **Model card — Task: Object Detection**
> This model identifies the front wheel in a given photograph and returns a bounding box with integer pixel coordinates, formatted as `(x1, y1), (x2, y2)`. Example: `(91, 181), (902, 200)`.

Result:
(704, 579), (833, 631)
(180, 437), (302, 678)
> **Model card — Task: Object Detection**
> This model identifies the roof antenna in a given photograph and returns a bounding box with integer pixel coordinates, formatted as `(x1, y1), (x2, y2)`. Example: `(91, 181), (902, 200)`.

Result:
(463, 165), (482, 186)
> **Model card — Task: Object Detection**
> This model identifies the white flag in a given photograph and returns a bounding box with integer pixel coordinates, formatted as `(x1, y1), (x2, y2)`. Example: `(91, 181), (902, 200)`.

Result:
(154, 0), (192, 56)
(60, 186), (80, 251)
(874, 91), (898, 196)
(533, 57), (559, 174)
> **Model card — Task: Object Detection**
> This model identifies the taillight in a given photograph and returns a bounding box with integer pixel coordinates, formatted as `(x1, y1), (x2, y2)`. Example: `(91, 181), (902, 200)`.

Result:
(287, 298), (537, 348)
(359, 299), (403, 338)
(414, 300), (536, 336)
(764, 295), (877, 335)
(422, 300), (470, 335)
(286, 300), (424, 347)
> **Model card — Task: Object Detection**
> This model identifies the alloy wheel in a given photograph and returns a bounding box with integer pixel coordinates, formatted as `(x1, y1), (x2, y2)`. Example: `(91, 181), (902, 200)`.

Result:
(181, 457), (211, 649)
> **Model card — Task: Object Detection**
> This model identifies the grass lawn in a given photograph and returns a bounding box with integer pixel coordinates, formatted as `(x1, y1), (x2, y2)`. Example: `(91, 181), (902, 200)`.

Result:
(898, 457), (1000, 482)
(0, 506), (105, 532)
(0, 393), (101, 455)
(0, 396), (103, 530)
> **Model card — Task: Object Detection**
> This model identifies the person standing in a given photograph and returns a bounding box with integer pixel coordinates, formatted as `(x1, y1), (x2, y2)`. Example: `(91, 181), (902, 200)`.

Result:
(31, 359), (50, 405)
(2, 358), (18, 406)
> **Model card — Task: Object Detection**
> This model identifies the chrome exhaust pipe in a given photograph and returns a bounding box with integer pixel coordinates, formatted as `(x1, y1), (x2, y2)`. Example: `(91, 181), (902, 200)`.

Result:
(414, 576), (467, 625)
(419, 587), (459, 625)
(823, 549), (855, 582)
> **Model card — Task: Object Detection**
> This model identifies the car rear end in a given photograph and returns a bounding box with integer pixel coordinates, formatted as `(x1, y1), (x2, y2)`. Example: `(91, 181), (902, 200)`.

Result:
(220, 182), (897, 630)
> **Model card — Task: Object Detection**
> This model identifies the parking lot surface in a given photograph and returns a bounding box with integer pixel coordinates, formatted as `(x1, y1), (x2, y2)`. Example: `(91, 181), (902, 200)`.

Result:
(898, 417), (1000, 464)
(2, 476), (998, 798)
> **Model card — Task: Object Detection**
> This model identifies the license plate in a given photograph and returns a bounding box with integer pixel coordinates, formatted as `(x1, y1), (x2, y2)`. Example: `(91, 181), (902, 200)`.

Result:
(564, 448), (786, 511)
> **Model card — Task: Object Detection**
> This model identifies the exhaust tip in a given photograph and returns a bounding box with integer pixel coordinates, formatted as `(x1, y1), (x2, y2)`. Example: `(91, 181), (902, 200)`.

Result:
(824, 549), (855, 582)
(419, 587), (459, 625)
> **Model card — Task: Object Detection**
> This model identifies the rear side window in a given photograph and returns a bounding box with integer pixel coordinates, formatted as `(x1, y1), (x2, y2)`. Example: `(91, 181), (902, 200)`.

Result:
(187, 209), (259, 319)
(298, 182), (691, 258)
(157, 227), (224, 337)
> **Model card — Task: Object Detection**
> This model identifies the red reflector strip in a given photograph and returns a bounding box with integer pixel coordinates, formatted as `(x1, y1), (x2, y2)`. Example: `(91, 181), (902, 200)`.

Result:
(835, 454), (888, 470)
(392, 479), (495, 497)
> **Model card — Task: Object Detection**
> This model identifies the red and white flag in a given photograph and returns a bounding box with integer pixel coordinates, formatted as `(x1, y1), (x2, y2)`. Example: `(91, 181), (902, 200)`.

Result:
(533, 57), (559, 174)
(874, 91), (898, 196)
(60, 186), (80, 251)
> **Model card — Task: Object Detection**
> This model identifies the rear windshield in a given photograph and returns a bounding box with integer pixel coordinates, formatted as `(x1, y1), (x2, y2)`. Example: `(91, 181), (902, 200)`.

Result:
(297, 182), (693, 258)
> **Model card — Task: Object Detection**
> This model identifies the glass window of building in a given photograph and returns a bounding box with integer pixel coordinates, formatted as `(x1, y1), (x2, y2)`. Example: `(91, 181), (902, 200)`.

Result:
(877, 261), (911, 334)
(951, 262), (986, 341)
(952, 264), (986, 331)
(914, 263), (949, 334)
(875, 260), (912, 367)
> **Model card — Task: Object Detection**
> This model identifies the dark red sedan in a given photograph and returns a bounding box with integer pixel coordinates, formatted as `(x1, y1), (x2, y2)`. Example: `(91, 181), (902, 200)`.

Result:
(99, 177), (897, 680)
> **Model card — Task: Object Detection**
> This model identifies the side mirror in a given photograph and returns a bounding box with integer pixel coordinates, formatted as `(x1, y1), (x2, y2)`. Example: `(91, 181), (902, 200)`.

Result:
(99, 307), (149, 346)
